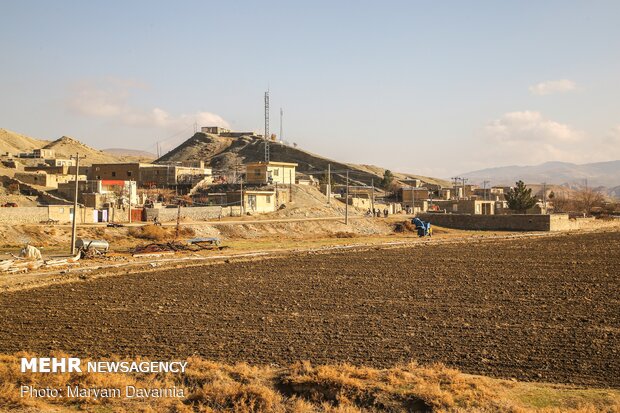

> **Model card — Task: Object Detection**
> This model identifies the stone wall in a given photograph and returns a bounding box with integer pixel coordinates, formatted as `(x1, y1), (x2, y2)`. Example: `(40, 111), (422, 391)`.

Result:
(156, 206), (223, 222)
(0, 207), (48, 224)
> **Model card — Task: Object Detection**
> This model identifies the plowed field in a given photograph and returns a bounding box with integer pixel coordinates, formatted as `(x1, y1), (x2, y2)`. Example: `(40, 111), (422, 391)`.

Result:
(1, 231), (618, 387)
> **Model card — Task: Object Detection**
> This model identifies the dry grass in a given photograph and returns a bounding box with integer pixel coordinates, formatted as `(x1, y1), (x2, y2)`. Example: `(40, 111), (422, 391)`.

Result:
(331, 232), (357, 239)
(128, 225), (196, 241)
(128, 224), (169, 241)
(1, 353), (618, 412)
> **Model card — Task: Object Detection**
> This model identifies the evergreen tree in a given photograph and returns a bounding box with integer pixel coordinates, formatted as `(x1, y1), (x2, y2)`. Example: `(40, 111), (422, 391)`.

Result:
(381, 170), (394, 189)
(505, 180), (537, 213)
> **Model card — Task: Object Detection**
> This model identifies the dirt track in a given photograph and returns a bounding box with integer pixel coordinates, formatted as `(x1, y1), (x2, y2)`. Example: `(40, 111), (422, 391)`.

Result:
(1, 231), (618, 387)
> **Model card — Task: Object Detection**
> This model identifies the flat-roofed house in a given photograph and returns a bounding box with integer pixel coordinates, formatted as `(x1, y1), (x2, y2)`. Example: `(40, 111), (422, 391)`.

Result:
(245, 161), (297, 185)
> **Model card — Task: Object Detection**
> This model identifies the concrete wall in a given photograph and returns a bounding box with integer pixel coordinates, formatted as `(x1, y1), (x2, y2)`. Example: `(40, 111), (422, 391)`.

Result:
(418, 213), (552, 231)
(418, 212), (620, 232)
(156, 206), (223, 222)
(0, 206), (96, 224)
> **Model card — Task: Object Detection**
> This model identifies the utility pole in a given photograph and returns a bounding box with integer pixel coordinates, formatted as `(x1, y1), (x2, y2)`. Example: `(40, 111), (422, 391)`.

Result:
(69, 153), (80, 255)
(289, 170), (293, 202)
(412, 186), (415, 213)
(279, 107), (283, 142)
(240, 178), (244, 215)
(128, 181), (132, 224)
(175, 201), (181, 239)
(264, 90), (270, 162)
(461, 177), (468, 199)
(451, 177), (460, 199)
(542, 182), (547, 214)
(327, 164), (331, 205)
(345, 170), (349, 225)
(483, 180), (490, 201)
(371, 178), (375, 214)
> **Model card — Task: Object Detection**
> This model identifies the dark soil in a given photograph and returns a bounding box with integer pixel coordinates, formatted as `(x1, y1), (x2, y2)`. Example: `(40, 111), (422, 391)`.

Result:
(1, 231), (618, 387)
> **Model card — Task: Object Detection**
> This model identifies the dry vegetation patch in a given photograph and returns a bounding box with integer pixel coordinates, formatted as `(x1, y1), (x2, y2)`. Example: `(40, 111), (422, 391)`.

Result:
(1, 354), (618, 413)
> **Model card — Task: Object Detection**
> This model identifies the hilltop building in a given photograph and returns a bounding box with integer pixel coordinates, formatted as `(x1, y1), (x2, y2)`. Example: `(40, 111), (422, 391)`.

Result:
(245, 161), (298, 185)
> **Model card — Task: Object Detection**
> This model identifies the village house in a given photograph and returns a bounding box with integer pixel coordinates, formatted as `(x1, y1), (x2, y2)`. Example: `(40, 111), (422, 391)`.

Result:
(226, 190), (277, 213)
(245, 161), (297, 185)
(434, 199), (496, 215)
(14, 171), (58, 188)
(88, 163), (211, 189)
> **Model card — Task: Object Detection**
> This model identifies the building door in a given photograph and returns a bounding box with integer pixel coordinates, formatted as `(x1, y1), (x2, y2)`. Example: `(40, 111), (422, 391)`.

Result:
(248, 195), (257, 211)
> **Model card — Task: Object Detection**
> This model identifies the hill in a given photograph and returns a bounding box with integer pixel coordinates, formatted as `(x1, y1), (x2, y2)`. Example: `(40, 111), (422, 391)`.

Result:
(0, 128), (49, 154)
(103, 148), (156, 162)
(461, 160), (620, 188)
(0, 128), (154, 165)
(157, 132), (450, 186)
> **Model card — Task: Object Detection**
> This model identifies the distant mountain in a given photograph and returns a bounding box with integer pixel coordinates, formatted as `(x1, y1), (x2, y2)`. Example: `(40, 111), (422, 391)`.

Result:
(103, 148), (156, 161)
(461, 160), (620, 188)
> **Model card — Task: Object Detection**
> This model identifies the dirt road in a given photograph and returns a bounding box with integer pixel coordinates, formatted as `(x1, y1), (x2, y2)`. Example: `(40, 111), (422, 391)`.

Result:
(1, 231), (618, 387)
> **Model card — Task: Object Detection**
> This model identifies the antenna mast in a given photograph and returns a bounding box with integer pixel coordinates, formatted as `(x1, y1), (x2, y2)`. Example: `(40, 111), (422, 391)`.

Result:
(264, 90), (270, 162)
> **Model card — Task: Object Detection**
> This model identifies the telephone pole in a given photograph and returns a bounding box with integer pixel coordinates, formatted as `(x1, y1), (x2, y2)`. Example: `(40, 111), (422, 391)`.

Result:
(264, 91), (270, 162)
(279, 107), (283, 142)
(327, 164), (331, 205)
(240, 178), (244, 215)
(482, 180), (490, 201)
(371, 178), (375, 214)
(70, 154), (80, 255)
(345, 170), (349, 225)
(289, 170), (293, 202)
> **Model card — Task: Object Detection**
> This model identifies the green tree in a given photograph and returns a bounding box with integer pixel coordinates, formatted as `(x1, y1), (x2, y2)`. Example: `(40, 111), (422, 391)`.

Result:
(380, 170), (394, 189)
(505, 180), (537, 213)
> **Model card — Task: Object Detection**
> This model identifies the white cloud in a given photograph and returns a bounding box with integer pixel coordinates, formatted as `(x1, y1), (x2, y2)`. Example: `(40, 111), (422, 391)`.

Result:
(528, 79), (576, 95)
(485, 111), (581, 144)
(68, 77), (229, 134)
(480, 111), (587, 165)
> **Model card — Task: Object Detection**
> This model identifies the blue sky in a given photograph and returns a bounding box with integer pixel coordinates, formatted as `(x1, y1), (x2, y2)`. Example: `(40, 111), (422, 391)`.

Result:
(1, 1), (619, 178)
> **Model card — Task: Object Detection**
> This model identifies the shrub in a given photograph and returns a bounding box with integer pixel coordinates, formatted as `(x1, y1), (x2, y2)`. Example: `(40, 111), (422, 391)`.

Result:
(128, 224), (168, 241)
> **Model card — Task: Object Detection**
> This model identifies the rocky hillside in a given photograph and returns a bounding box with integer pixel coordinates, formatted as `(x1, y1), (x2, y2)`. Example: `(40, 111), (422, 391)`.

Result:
(157, 132), (450, 186)
(0, 128), (152, 165)
(42, 136), (120, 164)
(0, 128), (49, 154)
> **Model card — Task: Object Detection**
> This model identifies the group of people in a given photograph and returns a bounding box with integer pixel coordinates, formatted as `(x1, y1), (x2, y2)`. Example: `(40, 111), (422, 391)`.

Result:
(367, 208), (389, 218)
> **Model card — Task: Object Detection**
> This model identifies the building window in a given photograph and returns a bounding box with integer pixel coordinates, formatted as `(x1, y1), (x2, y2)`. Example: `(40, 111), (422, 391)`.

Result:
(254, 169), (260, 176)
(273, 169), (279, 176)
(127, 171), (132, 177)
(111, 172), (116, 177)
(265, 195), (271, 203)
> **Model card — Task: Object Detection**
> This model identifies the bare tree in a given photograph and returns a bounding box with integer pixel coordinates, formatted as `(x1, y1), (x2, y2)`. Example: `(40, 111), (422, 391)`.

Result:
(551, 192), (573, 213)
(574, 188), (605, 215)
